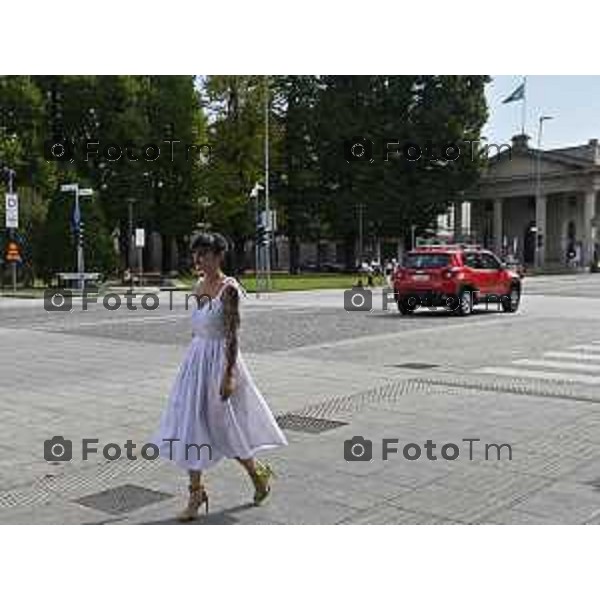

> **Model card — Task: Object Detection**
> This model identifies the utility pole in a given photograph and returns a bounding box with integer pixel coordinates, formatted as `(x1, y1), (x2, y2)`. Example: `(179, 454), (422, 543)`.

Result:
(250, 182), (265, 297)
(264, 76), (271, 291)
(535, 115), (553, 268)
(127, 198), (137, 288)
(357, 203), (365, 262)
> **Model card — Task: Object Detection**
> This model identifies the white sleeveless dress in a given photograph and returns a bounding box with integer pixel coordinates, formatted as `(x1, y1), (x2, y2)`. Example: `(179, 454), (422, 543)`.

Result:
(150, 277), (288, 470)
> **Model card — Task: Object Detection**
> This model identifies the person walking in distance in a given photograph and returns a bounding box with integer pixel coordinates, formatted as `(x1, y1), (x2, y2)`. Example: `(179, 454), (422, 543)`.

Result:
(150, 232), (288, 521)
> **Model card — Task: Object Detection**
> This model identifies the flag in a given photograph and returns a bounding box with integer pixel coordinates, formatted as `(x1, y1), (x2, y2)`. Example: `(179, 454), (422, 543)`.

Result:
(502, 83), (525, 104)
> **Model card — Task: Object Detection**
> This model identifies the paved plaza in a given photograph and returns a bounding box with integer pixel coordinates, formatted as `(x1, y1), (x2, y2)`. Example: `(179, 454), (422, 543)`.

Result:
(1, 274), (600, 524)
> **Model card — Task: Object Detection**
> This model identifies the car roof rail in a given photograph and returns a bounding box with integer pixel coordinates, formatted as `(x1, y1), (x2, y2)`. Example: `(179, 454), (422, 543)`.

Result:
(412, 243), (483, 251)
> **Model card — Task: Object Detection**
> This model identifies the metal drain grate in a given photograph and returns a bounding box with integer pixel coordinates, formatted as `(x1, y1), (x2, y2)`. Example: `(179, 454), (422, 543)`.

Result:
(390, 362), (439, 370)
(74, 484), (173, 515)
(276, 413), (348, 434)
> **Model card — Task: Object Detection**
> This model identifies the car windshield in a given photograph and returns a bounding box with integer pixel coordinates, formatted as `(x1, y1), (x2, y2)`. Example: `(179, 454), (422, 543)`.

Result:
(404, 253), (451, 269)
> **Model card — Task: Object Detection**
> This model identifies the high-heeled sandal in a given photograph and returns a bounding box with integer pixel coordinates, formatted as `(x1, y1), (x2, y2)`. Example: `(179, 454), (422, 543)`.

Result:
(253, 462), (276, 506)
(177, 483), (209, 522)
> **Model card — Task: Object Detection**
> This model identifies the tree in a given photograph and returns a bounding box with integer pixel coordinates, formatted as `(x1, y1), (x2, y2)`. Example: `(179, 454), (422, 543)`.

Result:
(199, 75), (269, 270)
(273, 75), (322, 272)
(316, 75), (489, 265)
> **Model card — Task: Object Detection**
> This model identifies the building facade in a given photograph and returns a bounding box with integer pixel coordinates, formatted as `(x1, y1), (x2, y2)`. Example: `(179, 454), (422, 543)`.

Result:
(460, 134), (600, 268)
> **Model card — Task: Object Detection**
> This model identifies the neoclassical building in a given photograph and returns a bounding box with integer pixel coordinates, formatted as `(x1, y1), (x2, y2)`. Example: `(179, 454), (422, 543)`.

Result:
(460, 134), (600, 268)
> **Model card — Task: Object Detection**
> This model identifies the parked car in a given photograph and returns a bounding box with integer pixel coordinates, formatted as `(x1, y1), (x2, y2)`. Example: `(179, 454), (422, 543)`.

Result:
(393, 245), (522, 316)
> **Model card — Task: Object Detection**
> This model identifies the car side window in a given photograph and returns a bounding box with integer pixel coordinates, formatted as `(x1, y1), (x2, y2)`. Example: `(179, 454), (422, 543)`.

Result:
(463, 252), (481, 268)
(480, 253), (501, 270)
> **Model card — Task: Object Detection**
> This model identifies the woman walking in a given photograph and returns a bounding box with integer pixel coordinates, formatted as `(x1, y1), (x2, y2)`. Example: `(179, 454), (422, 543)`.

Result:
(151, 232), (288, 521)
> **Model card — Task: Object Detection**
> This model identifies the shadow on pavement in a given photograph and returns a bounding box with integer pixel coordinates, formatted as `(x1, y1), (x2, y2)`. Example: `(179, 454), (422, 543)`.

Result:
(142, 501), (256, 525)
(369, 308), (504, 319)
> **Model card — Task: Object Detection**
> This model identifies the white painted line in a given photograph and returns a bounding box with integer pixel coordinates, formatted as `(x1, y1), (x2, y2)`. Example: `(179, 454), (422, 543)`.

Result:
(513, 359), (600, 373)
(569, 345), (600, 352)
(545, 351), (600, 362)
(478, 366), (600, 385)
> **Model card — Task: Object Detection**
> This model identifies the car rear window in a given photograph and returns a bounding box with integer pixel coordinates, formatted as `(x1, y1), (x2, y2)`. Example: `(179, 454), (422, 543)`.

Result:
(404, 253), (451, 269)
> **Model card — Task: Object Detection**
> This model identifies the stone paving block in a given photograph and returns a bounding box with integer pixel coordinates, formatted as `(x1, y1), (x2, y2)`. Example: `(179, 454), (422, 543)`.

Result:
(510, 481), (600, 524)
(385, 481), (532, 523)
(339, 504), (461, 525)
(0, 500), (108, 525)
(478, 508), (564, 525)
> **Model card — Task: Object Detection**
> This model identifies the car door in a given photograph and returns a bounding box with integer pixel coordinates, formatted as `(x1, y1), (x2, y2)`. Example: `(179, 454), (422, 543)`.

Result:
(463, 251), (486, 298)
(479, 252), (504, 297)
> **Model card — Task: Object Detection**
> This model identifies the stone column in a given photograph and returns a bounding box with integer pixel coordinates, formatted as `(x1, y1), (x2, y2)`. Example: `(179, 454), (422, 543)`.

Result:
(583, 188), (597, 267)
(535, 194), (547, 268)
(493, 198), (503, 254)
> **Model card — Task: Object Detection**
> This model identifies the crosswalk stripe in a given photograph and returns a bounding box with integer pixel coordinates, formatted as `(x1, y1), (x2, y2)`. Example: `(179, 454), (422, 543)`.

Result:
(544, 351), (600, 362)
(569, 345), (600, 352)
(513, 359), (600, 373)
(477, 366), (600, 385)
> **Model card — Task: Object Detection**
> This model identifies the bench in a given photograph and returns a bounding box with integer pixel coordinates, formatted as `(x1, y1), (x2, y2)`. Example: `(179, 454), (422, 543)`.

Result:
(122, 271), (163, 286)
(57, 272), (102, 290)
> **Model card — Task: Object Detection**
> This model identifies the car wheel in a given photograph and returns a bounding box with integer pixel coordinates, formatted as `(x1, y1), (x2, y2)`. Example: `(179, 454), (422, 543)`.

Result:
(456, 288), (473, 316)
(397, 296), (416, 315)
(502, 285), (521, 313)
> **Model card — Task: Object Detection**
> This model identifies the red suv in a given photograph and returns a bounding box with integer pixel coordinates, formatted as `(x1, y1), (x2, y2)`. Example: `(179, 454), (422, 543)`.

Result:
(393, 245), (522, 316)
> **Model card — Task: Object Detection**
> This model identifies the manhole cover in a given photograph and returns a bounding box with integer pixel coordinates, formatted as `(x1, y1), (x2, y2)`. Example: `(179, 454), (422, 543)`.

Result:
(276, 413), (348, 434)
(390, 362), (439, 370)
(74, 484), (173, 515)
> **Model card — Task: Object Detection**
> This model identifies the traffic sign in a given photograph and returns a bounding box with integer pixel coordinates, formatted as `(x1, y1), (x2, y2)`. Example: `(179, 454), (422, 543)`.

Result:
(5, 193), (18, 229)
(5, 241), (21, 262)
(135, 228), (145, 248)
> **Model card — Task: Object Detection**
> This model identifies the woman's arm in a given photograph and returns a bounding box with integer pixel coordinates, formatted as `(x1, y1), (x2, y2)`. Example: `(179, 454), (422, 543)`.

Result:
(222, 284), (240, 380)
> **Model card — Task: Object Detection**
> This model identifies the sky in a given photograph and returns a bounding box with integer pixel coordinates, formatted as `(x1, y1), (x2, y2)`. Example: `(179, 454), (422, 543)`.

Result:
(483, 75), (600, 150)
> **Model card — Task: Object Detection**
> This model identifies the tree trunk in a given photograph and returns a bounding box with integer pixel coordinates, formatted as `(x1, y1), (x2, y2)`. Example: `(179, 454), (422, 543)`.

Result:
(289, 233), (300, 274)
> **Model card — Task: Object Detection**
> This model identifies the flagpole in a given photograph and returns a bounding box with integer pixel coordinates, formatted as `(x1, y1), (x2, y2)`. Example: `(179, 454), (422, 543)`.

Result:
(521, 76), (527, 135)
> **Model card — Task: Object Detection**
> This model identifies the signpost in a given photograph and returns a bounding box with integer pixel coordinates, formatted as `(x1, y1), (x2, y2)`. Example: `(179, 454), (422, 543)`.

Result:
(5, 193), (18, 229)
(60, 183), (93, 290)
(4, 168), (18, 292)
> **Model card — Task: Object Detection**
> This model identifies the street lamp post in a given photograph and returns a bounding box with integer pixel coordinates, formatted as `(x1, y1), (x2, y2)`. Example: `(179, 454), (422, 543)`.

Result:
(264, 76), (272, 291)
(357, 203), (365, 261)
(126, 198), (137, 287)
(535, 115), (553, 268)
(250, 182), (264, 296)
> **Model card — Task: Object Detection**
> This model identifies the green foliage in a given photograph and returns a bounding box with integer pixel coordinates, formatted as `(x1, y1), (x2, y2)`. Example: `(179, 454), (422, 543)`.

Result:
(0, 74), (489, 278)
(34, 191), (117, 283)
